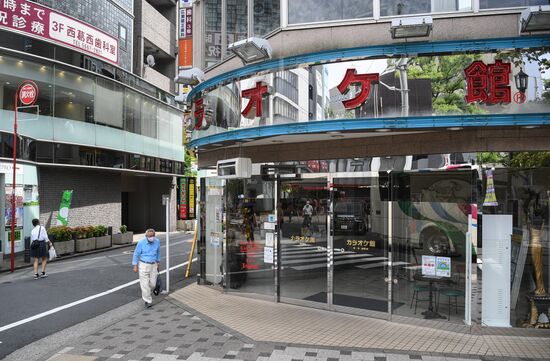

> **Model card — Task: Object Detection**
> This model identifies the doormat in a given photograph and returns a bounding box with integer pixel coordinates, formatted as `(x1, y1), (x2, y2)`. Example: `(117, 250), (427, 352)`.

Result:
(304, 292), (404, 312)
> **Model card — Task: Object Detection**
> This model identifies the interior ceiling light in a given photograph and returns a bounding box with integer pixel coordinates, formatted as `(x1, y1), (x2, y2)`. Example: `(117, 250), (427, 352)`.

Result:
(228, 37), (272, 65)
(520, 5), (550, 33)
(390, 16), (433, 39)
(375, 128), (391, 132)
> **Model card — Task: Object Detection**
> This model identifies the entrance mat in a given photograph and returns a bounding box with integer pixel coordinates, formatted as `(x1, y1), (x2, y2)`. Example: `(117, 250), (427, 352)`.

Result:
(304, 292), (403, 312)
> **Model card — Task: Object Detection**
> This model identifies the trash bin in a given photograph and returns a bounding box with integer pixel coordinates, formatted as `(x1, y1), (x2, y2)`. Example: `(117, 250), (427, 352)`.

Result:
(24, 236), (31, 263)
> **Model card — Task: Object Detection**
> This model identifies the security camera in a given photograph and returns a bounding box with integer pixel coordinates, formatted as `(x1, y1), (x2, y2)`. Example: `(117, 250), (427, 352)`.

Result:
(146, 54), (156, 67)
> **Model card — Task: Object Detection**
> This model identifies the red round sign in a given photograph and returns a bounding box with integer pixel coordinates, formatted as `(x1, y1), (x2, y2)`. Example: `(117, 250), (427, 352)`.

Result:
(19, 82), (38, 106)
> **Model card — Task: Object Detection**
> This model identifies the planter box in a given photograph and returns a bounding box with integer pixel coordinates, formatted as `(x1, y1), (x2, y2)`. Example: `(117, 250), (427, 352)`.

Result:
(96, 235), (111, 249)
(53, 240), (75, 256)
(75, 237), (96, 253)
(113, 231), (133, 245)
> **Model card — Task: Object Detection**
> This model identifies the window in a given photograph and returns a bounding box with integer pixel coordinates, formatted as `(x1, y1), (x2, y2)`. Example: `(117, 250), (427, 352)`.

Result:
(480, 0), (548, 9)
(275, 71), (299, 103)
(226, 0), (248, 56)
(274, 98), (298, 121)
(119, 24), (128, 50)
(204, 0), (222, 67)
(380, 0), (471, 15)
(288, 0), (372, 24)
(253, 0), (280, 36)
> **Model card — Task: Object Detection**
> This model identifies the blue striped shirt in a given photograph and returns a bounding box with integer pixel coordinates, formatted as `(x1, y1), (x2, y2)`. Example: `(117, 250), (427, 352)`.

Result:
(132, 238), (161, 266)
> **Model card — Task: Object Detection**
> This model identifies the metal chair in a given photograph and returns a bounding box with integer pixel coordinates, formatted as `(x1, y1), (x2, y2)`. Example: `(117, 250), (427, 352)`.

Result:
(410, 283), (430, 314)
(437, 288), (465, 320)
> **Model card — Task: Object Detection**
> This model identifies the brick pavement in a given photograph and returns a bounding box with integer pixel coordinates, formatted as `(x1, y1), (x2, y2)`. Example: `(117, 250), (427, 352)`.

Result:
(44, 283), (550, 361)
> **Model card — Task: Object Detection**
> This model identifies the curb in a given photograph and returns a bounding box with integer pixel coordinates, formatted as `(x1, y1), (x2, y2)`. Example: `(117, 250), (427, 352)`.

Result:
(0, 242), (137, 274)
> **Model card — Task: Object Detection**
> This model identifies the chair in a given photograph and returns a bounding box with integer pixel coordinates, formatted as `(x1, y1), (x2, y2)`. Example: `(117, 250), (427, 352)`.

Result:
(437, 288), (465, 320)
(410, 283), (430, 315)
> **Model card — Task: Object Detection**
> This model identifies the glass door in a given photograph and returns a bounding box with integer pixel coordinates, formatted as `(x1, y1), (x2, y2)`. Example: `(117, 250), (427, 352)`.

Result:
(331, 173), (390, 317)
(278, 176), (328, 307)
(390, 170), (473, 323)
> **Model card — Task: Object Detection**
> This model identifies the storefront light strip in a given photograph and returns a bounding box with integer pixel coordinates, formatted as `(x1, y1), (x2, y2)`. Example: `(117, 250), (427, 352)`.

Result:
(188, 113), (550, 148)
(188, 35), (550, 101)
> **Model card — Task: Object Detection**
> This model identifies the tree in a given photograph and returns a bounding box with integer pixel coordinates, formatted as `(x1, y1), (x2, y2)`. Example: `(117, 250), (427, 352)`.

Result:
(406, 54), (485, 115)
(184, 150), (197, 177)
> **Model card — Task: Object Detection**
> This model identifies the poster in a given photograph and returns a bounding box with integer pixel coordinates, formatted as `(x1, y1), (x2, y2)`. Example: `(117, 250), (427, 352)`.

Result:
(422, 255), (436, 276)
(264, 246), (273, 264)
(265, 232), (274, 247)
(5, 186), (24, 227)
(435, 257), (451, 277)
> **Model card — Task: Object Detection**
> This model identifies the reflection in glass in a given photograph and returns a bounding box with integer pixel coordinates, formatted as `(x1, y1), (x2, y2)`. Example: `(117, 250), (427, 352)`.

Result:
(279, 178), (328, 303)
(204, 0), (222, 67)
(124, 89), (142, 134)
(480, 0), (548, 9)
(332, 176), (389, 313)
(288, 0), (372, 24)
(225, 176), (275, 296)
(253, 0), (280, 36)
(390, 171), (472, 323)
(142, 100), (157, 138)
(54, 69), (94, 123)
(95, 77), (123, 128)
(226, 0), (248, 56)
(381, 0), (471, 16)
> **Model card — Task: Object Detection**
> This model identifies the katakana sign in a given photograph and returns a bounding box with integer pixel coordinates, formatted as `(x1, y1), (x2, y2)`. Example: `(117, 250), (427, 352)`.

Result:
(464, 60), (511, 104)
(0, 0), (118, 64)
(242, 82), (269, 118)
(337, 68), (380, 109)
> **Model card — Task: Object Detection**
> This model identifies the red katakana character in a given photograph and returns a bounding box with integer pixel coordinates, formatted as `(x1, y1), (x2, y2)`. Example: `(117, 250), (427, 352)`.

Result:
(241, 82), (269, 118)
(337, 68), (379, 110)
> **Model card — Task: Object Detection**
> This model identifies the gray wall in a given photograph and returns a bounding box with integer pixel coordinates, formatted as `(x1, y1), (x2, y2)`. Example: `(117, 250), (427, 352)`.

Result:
(122, 175), (177, 233)
(39, 168), (122, 231)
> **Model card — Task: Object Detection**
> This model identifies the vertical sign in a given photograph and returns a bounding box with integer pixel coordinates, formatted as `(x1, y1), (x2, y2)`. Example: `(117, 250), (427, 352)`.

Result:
(56, 190), (73, 226)
(179, 8), (186, 38)
(185, 8), (192, 37)
(179, 177), (188, 220)
(188, 177), (196, 219)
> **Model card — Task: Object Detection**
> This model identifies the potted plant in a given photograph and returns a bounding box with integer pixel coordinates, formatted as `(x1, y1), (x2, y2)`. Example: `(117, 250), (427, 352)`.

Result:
(113, 225), (133, 245)
(48, 226), (74, 256)
(94, 225), (111, 249)
(73, 225), (96, 252)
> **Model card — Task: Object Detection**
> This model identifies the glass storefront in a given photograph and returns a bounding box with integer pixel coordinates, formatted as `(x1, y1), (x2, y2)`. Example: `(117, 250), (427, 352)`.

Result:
(198, 153), (550, 328)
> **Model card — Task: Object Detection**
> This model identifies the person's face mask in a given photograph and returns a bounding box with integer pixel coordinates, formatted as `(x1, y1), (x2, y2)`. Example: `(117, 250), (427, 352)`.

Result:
(147, 236), (154, 243)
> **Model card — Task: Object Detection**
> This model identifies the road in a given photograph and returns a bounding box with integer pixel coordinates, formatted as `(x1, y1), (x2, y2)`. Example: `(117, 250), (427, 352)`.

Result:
(0, 232), (196, 359)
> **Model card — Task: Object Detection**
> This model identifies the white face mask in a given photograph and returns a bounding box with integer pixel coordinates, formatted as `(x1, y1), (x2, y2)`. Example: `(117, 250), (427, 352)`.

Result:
(147, 236), (154, 242)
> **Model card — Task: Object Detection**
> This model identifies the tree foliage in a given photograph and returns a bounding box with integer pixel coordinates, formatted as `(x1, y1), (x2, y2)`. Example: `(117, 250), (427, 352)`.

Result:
(407, 54), (485, 115)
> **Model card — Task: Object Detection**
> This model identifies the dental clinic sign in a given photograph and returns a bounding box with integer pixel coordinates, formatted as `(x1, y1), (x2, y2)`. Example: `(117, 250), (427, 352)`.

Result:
(0, 0), (118, 64)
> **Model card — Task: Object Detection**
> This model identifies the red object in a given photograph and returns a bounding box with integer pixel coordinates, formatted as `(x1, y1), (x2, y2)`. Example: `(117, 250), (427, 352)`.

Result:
(464, 60), (511, 104)
(193, 99), (204, 130)
(19, 82), (38, 106)
(241, 82), (269, 117)
(337, 68), (379, 110)
(514, 92), (526, 104)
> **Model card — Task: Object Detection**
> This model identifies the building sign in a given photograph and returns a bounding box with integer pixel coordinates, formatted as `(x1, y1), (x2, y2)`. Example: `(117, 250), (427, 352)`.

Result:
(179, 38), (192, 67)
(19, 81), (38, 106)
(179, 8), (192, 39)
(337, 68), (379, 110)
(242, 82), (269, 117)
(464, 60), (511, 104)
(178, 177), (196, 220)
(0, 0), (118, 64)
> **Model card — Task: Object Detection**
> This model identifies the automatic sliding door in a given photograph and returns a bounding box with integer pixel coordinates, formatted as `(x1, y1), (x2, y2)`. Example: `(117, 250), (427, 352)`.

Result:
(332, 175), (389, 315)
(279, 178), (328, 305)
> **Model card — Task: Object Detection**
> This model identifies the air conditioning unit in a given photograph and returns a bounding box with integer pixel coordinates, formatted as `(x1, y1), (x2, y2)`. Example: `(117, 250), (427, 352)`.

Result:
(217, 158), (252, 179)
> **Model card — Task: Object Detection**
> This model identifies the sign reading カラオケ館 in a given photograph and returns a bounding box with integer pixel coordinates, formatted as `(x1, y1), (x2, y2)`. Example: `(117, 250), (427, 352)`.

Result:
(0, 0), (118, 64)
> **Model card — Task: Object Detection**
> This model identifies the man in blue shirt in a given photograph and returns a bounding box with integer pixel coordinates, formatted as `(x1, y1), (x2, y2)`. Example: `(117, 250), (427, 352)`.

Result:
(132, 228), (161, 308)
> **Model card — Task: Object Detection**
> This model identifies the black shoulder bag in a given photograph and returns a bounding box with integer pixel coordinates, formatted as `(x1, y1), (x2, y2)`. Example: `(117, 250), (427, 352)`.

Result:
(31, 227), (41, 250)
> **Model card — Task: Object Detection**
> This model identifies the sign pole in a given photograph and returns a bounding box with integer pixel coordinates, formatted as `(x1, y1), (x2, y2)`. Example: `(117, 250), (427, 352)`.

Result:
(11, 81), (38, 272)
(10, 89), (18, 272)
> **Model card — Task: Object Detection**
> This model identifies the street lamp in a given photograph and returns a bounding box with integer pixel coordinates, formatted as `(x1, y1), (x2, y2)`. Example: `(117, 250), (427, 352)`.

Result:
(174, 67), (205, 86)
(228, 37), (272, 64)
(390, 16), (433, 39)
(515, 69), (529, 94)
(520, 5), (550, 33)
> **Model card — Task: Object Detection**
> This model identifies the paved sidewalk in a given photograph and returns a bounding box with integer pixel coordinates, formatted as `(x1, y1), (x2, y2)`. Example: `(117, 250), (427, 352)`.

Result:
(40, 283), (550, 361)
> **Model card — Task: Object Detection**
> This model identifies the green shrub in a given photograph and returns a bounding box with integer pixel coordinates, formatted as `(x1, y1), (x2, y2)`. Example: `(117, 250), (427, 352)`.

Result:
(48, 226), (72, 242)
(94, 225), (108, 237)
(120, 225), (128, 234)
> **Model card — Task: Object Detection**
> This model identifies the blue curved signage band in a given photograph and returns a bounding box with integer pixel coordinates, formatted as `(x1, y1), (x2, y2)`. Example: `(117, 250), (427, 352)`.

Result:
(188, 35), (550, 100)
(188, 113), (550, 148)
